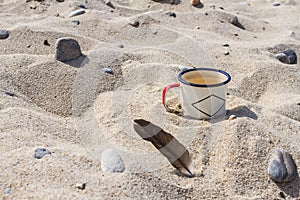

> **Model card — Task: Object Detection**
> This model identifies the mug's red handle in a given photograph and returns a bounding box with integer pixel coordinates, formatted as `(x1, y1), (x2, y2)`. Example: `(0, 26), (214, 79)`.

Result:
(162, 83), (180, 111)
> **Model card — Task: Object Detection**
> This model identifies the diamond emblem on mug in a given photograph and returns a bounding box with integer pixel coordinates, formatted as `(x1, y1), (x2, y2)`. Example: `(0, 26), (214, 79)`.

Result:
(191, 94), (225, 118)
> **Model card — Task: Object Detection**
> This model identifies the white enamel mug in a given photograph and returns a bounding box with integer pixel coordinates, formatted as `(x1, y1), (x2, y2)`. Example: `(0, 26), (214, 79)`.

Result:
(162, 68), (231, 120)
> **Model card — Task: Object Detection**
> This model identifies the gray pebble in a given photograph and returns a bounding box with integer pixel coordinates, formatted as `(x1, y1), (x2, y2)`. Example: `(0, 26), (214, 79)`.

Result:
(268, 149), (297, 183)
(118, 44), (124, 48)
(274, 49), (297, 64)
(229, 16), (239, 26)
(34, 148), (51, 159)
(69, 9), (86, 17)
(4, 188), (11, 195)
(101, 149), (125, 173)
(102, 67), (113, 74)
(0, 29), (9, 39)
(129, 20), (139, 27)
(55, 37), (82, 62)
(224, 51), (230, 56)
(272, 2), (281, 6)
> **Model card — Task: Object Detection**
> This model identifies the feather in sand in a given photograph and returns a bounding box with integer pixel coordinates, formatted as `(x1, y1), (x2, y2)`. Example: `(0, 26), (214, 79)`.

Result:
(133, 119), (194, 177)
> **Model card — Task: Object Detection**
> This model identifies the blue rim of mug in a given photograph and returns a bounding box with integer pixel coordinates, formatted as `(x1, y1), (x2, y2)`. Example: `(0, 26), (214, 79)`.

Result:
(178, 68), (231, 88)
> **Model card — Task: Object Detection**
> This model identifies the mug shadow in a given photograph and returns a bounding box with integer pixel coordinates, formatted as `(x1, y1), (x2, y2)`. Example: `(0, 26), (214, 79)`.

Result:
(226, 105), (258, 120)
(275, 173), (300, 198)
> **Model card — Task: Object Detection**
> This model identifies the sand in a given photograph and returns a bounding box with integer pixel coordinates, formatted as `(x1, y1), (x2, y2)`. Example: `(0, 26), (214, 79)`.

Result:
(0, 0), (300, 199)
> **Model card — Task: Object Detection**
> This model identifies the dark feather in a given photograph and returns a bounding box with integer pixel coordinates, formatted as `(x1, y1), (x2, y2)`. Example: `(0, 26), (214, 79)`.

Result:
(133, 119), (194, 177)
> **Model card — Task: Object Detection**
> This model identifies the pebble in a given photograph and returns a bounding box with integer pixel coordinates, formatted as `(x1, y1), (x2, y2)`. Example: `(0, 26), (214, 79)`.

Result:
(69, 9), (86, 17)
(191, 0), (201, 6)
(102, 67), (113, 74)
(34, 148), (51, 159)
(268, 149), (297, 183)
(224, 51), (230, 56)
(0, 29), (9, 39)
(43, 40), (50, 46)
(118, 44), (124, 48)
(105, 0), (115, 9)
(239, 2), (250, 6)
(76, 183), (86, 190)
(274, 49), (297, 64)
(229, 16), (239, 26)
(129, 20), (139, 27)
(55, 37), (82, 62)
(223, 44), (230, 47)
(166, 12), (176, 17)
(56, 0), (64, 2)
(4, 188), (11, 195)
(101, 149), (125, 173)
(272, 2), (281, 6)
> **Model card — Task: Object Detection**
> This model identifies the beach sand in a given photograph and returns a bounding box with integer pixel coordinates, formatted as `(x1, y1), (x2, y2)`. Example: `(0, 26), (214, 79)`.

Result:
(0, 0), (300, 199)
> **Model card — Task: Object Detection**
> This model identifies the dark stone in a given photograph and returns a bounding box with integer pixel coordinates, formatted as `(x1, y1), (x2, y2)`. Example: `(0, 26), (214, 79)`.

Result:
(55, 38), (82, 62)
(0, 30), (9, 39)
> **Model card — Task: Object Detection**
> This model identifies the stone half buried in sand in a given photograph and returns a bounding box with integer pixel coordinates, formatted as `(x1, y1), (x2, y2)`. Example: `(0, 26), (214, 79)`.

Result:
(268, 149), (297, 183)
(55, 37), (82, 62)
(274, 49), (297, 64)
